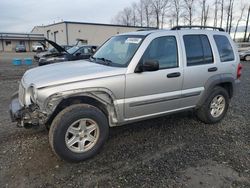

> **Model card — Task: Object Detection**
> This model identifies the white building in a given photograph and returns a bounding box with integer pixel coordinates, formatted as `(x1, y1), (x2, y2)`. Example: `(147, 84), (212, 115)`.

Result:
(31, 21), (154, 46)
(0, 33), (44, 52)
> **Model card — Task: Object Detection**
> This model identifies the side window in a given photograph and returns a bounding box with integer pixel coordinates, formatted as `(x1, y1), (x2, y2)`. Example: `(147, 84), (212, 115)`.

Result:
(142, 36), (178, 69)
(184, 35), (213, 66)
(79, 48), (89, 54)
(213, 35), (235, 62)
(201, 35), (213, 64)
(84, 48), (90, 54)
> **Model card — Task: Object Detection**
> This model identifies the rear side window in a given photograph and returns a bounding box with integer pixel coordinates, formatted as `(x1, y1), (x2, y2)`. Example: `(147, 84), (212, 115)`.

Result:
(213, 35), (235, 62)
(183, 35), (213, 66)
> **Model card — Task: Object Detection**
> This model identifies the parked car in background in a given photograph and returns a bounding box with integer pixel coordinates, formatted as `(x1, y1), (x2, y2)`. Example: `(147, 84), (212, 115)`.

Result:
(32, 43), (45, 52)
(10, 26), (241, 162)
(15, 44), (26, 52)
(237, 42), (250, 52)
(239, 50), (250, 61)
(34, 45), (73, 62)
(38, 42), (98, 66)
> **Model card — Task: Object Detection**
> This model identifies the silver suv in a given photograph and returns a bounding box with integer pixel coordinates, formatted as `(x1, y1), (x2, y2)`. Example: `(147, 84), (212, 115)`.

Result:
(10, 26), (242, 162)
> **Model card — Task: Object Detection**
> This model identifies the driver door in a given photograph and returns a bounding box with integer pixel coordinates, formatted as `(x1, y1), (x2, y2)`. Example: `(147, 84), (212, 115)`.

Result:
(124, 34), (183, 119)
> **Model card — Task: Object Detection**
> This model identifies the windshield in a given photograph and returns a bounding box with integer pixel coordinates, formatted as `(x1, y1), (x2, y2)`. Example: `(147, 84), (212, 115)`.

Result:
(49, 48), (58, 53)
(67, 46), (80, 54)
(92, 35), (144, 67)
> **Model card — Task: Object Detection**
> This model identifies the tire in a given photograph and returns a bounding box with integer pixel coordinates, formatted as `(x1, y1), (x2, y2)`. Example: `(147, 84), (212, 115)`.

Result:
(196, 86), (229, 124)
(49, 104), (109, 162)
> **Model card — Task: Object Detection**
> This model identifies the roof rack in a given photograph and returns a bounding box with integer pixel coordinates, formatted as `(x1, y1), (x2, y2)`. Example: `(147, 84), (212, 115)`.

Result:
(137, 28), (158, 31)
(171, 25), (225, 32)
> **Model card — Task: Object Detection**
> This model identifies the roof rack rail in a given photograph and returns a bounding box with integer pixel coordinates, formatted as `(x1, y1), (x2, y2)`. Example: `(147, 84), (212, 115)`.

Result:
(137, 28), (158, 31)
(171, 25), (225, 32)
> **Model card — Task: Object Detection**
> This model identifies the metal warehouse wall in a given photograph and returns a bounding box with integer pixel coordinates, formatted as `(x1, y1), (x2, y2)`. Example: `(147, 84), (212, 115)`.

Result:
(32, 23), (67, 46)
(67, 23), (142, 46)
(31, 22), (152, 46)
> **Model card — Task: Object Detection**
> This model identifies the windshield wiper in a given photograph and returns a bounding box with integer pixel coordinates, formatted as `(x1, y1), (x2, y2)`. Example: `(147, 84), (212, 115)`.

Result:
(96, 57), (113, 65)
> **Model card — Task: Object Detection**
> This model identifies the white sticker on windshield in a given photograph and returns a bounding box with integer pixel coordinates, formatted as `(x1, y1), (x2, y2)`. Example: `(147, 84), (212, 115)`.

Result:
(125, 38), (142, 44)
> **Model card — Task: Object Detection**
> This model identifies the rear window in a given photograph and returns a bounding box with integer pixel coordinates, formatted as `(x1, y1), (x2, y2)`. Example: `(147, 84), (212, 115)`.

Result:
(213, 35), (235, 62)
(183, 35), (213, 66)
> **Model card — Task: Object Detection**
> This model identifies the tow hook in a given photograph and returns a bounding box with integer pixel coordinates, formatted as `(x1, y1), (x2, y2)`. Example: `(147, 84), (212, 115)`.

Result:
(16, 120), (39, 129)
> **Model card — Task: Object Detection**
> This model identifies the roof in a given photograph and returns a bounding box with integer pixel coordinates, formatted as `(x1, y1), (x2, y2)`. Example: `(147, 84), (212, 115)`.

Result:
(32, 21), (157, 30)
(0, 32), (45, 40)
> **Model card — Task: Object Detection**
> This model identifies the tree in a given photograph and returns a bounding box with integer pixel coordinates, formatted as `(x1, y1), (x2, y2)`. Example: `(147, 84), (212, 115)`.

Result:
(151, 0), (170, 28)
(220, 0), (224, 28)
(225, 0), (234, 32)
(142, 0), (152, 27)
(233, 4), (246, 40)
(243, 5), (250, 42)
(183, 0), (196, 26)
(131, 3), (138, 26)
(214, 0), (219, 27)
(172, 0), (182, 26)
(228, 0), (235, 34)
(200, 0), (209, 26)
(114, 7), (133, 26)
(136, 0), (144, 26)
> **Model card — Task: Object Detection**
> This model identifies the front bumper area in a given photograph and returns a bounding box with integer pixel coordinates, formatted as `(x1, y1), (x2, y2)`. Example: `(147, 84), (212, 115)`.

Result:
(9, 93), (22, 123)
(9, 93), (42, 128)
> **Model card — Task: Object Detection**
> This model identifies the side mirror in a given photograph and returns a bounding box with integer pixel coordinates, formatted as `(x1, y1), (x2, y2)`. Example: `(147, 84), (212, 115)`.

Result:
(135, 59), (159, 73)
(75, 52), (81, 56)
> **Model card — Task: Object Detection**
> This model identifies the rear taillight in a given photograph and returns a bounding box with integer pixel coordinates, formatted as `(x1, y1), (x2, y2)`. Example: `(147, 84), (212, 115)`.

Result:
(237, 63), (242, 79)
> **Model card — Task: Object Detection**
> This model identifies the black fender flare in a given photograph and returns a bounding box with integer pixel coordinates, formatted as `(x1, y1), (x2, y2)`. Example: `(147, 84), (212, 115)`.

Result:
(196, 74), (235, 108)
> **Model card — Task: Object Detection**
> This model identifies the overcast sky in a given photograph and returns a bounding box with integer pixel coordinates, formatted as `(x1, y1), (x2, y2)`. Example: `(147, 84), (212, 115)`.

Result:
(0, 0), (135, 33)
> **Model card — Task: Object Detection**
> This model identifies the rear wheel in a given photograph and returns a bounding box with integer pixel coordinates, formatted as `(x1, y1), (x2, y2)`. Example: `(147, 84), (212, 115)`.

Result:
(49, 104), (109, 162)
(196, 87), (229, 124)
(245, 55), (250, 61)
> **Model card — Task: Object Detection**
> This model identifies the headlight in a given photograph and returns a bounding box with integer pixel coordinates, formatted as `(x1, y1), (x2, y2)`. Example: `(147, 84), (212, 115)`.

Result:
(30, 86), (38, 102)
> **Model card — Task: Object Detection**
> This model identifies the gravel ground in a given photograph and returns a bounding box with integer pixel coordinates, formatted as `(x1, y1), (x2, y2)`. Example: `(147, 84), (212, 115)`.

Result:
(0, 53), (249, 187)
(0, 52), (36, 80)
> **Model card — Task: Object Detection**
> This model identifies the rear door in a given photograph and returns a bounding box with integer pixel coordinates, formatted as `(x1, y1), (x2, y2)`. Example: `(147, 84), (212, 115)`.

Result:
(124, 33), (183, 120)
(179, 32), (219, 107)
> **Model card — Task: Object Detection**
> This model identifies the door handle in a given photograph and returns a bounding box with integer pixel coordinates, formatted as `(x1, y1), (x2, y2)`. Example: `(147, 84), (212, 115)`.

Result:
(208, 67), (217, 72)
(167, 72), (181, 78)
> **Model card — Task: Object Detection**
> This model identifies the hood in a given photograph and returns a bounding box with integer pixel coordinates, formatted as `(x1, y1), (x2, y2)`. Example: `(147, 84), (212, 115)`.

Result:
(45, 39), (68, 54)
(23, 60), (127, 88)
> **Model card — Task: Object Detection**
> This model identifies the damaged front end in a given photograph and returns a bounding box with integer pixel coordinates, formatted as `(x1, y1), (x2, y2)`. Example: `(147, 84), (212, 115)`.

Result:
(9, 93), (46, 128)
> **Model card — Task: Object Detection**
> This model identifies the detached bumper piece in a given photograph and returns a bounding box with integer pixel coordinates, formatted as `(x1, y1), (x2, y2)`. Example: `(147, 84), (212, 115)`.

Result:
(9, 94), (22, 122)
(9, 94), (40, 128)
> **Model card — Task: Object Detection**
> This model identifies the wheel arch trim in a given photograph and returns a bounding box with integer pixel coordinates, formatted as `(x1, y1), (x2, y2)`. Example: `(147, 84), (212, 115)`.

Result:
(196, 74), (235, 108)
(43, 87), (122, 127)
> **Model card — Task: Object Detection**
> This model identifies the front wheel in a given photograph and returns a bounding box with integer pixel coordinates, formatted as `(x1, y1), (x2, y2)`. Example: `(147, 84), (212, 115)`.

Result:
(49, 104), (109, 162)
(196, 87), (229, 124)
